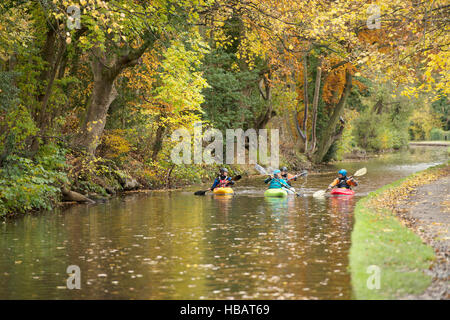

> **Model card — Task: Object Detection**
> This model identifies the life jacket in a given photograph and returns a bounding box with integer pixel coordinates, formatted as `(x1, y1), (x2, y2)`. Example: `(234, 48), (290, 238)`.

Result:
(268, 177), (289, 189)
(336, 177), (352, 189)
(281, 173), (295, 185)
(218, 176), (229, 188)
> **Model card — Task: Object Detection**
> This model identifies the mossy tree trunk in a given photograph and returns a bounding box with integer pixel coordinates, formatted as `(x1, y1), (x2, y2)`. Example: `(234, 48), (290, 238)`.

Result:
(73, 36), (156, 154)
(312, 70), (352, 163)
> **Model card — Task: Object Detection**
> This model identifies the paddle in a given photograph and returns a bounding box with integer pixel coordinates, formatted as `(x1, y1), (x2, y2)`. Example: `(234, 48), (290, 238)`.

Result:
(255, 164), (303, 197)
(285, 186), (302, 197)
(313, 167), (367, 198)
(287, 170), (308, 181)
(254, 163), (269, 175)
(285, 171), (308, 196)
(194, 175), (242, 196)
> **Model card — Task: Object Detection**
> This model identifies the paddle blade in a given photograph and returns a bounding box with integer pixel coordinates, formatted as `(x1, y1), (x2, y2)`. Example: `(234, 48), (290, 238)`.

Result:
(254, 163), (268, 175)
(313, 190), (326, 198)
(353, 167), (367, 177)
(194, 190), (208, 196)
(232, 175), (242, 181)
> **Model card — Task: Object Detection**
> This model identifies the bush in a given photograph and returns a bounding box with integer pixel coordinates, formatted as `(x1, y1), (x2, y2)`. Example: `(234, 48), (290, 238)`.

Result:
(0, 148), (68, 216)
(409, 106), (442, 141)
(0, 72), (38, 161)
(98, 129), (131, 161)
(335, 109), (359, 160)
(391, 128), (409, 149)
(353, 111), (407, 152)
(430, 128), (450, 141)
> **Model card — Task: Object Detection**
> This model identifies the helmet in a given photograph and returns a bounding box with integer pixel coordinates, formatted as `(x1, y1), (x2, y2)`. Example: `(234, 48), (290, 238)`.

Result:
(220, 168), (228, 173)
(273, 169), (281, 175)
(338, 169), (347, 176)
(281, 166), (288, 172)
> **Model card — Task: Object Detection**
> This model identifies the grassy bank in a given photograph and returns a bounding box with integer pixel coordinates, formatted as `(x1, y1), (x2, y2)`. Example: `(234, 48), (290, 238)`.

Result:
(349, 163), (449, 299)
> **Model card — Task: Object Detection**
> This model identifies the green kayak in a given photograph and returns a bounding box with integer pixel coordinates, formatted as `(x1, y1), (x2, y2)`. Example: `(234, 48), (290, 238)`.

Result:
(264, 188), (288, 197)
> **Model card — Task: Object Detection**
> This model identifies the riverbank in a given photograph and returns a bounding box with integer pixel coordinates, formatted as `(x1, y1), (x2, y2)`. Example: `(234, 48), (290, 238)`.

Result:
(409, 141), (450, 147)
(0, 148), (313, 218)
(349, 162), (449, 299)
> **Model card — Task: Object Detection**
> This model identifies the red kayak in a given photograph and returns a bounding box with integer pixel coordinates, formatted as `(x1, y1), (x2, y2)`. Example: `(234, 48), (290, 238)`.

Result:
(330, 188), (355, 196)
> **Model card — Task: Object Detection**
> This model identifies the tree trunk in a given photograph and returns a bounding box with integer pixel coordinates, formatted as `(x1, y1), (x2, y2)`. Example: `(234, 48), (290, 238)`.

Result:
(37, 39), (67, 126)
(30, 25), (67, 152)
(294, 107), (306, 141)
(302, 53), (309, 151)
(74, 56), (118, 154)
(255, 72), (273, 129)
(62, 188), (95, 204)
(312, 70), (352, 163)
(373, 99), (383, 114)
(309, 59), (322, 155)
(73, 34), (156, 155)
(151, 113), (166, 161)
(294, 52), (311, 146)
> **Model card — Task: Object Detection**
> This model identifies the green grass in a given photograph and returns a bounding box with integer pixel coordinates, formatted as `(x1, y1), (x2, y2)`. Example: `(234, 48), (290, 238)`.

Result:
(349, 172), (437, 299)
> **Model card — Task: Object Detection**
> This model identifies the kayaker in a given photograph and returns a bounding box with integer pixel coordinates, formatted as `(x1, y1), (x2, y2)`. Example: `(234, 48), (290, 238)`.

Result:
(327, 169), (358, 191)
(280, 166), (297, 186)
(265, 169), (291, 190)
(210, 168), (235, 191)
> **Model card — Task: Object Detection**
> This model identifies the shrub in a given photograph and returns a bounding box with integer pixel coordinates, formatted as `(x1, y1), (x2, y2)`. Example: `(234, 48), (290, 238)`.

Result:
(429, 128), (450, 141)
(0, 149), (68, 216)
(335, 109), (359, 160)
(98, 129), (131, 161)
(409, 106), (442, 141)
(354, 112), (407, 152)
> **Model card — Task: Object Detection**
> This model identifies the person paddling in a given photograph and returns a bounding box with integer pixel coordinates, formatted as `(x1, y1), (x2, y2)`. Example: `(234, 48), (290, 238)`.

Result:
(210, 168), (235, 191)
(327, 169), (358, 191)
(265, 169), (291, 190)
(280, 166), (297, 187)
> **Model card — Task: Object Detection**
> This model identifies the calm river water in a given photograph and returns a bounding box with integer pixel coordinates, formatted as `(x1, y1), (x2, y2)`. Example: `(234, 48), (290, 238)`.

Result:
(0, 146), (447, 299)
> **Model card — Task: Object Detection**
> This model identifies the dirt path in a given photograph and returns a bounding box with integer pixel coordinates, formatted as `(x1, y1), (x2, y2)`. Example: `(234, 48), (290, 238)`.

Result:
(398, 175), (449, 299)
(409, 141), (450, 147)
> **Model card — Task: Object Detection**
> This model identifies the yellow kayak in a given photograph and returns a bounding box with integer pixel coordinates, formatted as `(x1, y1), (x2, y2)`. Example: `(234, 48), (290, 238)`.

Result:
(213, 187), (234, 195)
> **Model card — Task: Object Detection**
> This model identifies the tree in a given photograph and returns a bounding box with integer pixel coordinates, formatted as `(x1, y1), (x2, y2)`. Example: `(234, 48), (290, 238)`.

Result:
(43, 0), (210, 154)
(217, 0), (449, 162)
(122, 34), (209, 160)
